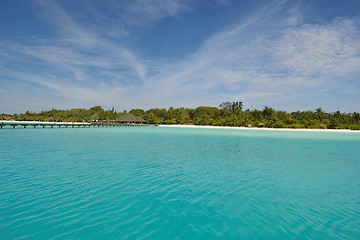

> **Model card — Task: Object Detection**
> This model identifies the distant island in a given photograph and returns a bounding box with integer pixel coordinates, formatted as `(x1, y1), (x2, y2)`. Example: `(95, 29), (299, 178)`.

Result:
(2, 102), (360, 130)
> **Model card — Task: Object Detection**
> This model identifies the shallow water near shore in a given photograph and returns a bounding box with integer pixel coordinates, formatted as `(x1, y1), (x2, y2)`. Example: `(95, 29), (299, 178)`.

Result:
(1, 127), (360, 239)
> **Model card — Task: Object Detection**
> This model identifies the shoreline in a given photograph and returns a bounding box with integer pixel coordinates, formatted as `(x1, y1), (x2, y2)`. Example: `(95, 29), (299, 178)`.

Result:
(1, 121), (359, 133)
(159, 124), (360, 133)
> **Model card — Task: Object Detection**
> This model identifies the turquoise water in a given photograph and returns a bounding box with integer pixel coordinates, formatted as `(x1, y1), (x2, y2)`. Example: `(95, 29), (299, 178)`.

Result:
(1, 127), (359, 239)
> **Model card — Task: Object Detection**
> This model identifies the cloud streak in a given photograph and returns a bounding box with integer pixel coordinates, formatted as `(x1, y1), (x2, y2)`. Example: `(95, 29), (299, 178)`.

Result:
(1, 0), (359, 113)
(141, 2), (360, 110)
(35, 0), (149, 83)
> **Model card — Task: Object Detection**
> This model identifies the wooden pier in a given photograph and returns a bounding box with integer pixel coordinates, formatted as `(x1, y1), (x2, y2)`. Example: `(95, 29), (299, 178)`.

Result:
(0, 121), (151, 129)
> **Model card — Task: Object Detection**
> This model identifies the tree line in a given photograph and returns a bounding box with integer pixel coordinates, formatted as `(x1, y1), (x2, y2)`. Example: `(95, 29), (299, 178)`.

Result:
(2, 102), (360, 130)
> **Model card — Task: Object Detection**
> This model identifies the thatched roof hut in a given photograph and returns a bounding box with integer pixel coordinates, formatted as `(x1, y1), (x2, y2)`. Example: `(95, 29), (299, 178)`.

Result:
(117, 114), (146, 123)
(319, 123), (326, 129)
(258, 122), (265, 127)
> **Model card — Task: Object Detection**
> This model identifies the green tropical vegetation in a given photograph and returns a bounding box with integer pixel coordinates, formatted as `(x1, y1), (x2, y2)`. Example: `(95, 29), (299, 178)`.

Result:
(2, 103), (360, 130)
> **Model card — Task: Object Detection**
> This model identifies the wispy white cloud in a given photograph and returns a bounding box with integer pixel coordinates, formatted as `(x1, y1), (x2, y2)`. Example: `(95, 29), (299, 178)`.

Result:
(138, 2), (360, 109)
(274, 18), (360, 77)
(122, 0), (191, 26)
(35, 0), (149, 83)
(1, 0), (197, 111)
(0, 66), (127, 108)
(1, 0), (360, 113)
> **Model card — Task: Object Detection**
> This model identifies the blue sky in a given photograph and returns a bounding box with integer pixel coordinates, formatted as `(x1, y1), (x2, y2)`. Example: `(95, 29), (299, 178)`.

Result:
(1, 0), (359, 113)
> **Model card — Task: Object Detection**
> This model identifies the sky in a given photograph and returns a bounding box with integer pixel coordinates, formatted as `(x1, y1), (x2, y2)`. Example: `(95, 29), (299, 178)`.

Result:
(0, 0), (360, 114)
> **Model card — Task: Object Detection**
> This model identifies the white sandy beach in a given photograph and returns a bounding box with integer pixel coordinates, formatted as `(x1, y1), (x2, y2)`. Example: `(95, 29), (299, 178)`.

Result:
(159, 124), (360, 133)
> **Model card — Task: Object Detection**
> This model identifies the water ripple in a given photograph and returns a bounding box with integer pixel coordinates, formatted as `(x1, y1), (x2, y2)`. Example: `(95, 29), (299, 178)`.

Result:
(1, 127), (360, 239)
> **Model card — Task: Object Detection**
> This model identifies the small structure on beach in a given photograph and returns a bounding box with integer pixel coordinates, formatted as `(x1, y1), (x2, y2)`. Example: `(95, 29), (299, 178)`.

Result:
(258, 122), (265, 128)
(116, 114), (146, 124)
(319, 123), (327, 129)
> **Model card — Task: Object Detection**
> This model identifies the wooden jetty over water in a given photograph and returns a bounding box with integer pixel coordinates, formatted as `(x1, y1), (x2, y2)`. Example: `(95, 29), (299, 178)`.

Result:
(0, 121), (152, 129)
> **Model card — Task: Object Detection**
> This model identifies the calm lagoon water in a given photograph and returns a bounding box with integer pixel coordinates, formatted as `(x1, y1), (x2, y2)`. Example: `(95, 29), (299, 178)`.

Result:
(1, 127), (359, 239)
